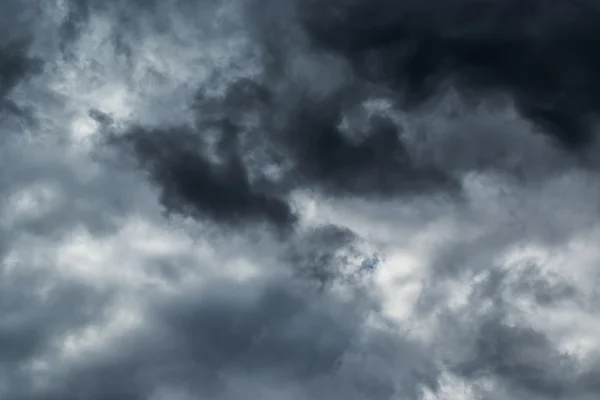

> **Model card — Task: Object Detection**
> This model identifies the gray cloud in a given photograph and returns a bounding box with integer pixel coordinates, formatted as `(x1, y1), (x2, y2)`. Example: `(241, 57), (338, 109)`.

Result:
(9, 277), (434, 400)
(424, 266), (600, 400)
(1, 0), (600, 399)
(0, 265), (111, 399)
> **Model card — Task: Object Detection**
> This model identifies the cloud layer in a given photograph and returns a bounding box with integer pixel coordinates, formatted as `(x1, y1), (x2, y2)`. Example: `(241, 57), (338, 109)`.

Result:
(2, 1), (600, 399)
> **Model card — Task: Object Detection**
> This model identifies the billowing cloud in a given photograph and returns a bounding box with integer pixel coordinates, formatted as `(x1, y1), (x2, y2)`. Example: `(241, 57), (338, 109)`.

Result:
(300, 0), (600, 149)
(1, 0), (600, 399)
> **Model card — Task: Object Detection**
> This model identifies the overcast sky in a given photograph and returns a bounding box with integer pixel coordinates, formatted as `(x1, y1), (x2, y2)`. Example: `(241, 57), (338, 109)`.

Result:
(2, 1), (600, 399)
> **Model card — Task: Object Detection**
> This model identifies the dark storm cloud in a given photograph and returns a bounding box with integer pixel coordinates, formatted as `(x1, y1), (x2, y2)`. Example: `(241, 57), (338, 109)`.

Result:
(3, 0), (600, 399)
(278, 86), (456, 196)
(0, 1), (51, 117)
(113, 0), (600, 230)
(117, 65), (456, 229)
(117, 124), (298, 231)
(299, 0), (600, 150)
(0, 39), (43, 117)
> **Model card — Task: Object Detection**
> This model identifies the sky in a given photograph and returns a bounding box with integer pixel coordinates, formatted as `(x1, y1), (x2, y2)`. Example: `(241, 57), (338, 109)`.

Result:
(2, 0), (600, 399)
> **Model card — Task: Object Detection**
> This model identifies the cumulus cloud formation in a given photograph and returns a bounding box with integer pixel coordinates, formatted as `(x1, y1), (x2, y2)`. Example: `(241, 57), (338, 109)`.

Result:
(2, 0), (600, 399)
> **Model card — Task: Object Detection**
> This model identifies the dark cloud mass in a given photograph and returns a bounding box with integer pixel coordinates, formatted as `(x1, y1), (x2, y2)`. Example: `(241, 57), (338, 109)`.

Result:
(2, 0), (600, 399)
(119, 124), (297, 230)
(301, 0), (600, 150)
(0, 39), (43, 119)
